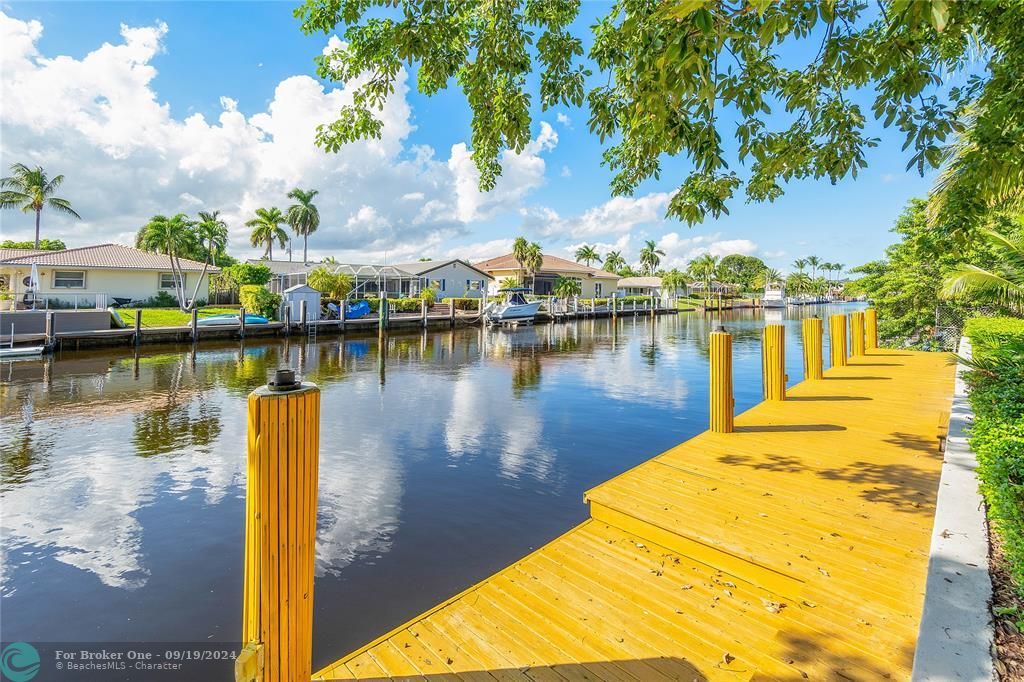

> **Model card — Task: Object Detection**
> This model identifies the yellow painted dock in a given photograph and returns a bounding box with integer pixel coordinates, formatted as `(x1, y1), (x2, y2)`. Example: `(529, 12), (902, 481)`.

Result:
(315, 349), (954, 681)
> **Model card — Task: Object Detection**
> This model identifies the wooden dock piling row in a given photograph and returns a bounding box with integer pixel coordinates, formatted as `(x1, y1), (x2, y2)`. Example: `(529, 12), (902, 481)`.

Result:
(300, 307), (954, 679)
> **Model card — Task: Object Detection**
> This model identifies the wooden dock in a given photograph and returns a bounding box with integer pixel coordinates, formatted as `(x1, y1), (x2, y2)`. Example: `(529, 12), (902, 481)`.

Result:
(314, 348), (954, 681)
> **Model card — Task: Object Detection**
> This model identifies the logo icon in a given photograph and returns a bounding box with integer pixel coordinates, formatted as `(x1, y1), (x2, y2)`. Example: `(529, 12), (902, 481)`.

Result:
(0, 642), (39, 682)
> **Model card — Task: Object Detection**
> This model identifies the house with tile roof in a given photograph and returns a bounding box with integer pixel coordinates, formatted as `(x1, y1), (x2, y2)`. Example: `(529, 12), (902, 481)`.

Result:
(0, 243), (219, 308)
(474, 252), (620, 298)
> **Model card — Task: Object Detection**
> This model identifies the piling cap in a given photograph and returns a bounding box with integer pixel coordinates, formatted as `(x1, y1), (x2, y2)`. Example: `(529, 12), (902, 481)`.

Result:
(267, 368), (301, 392)
(713, 325), (727, 333)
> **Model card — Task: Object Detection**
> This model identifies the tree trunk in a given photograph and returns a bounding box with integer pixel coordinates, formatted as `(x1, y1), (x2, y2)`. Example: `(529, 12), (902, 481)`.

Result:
(303, 234), (308, 264)
(34, 209), (41, 249)
(268, 241), (273, 261)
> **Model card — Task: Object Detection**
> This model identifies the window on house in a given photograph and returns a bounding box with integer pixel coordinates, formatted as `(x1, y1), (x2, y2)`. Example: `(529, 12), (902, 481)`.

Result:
(159, 273), (177, 289)
(595, 283), (603, 296)
(53, 270), (85, 288)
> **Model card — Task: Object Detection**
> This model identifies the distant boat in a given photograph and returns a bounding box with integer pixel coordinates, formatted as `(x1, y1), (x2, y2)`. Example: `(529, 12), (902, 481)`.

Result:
(484, 288), (542, 323)
(197, 313), (269, 327)
(762, 283), (786, 309)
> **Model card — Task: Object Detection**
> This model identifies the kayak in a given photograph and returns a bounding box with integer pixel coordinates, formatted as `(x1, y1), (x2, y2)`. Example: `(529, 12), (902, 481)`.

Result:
(197, 313), (269, 327)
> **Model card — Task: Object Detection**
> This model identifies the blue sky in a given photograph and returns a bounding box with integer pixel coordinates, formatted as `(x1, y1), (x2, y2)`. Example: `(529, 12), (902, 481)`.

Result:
(1, 2), (936, 272)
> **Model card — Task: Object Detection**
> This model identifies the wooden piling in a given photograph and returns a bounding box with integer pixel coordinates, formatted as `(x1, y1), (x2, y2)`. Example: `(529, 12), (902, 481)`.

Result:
(611, 293), (617, 319)
(45, 311), (55, 348)
(421, 298), (428, 328)
(709, 328), (734, 433)
(283, 305), (291, 337)
(191, 308), (199, 343)
(865, 308), (878, 350)
(379, 295), (389, 332)
(829, 313), (847, 368)
(850, 311), (866, 357)
(240, 307), (247, 340)
(134, 309), (142, 347)
(237, 369), (320, 682)
(762, 324), (786, 401)
(802, 317), (823, 380)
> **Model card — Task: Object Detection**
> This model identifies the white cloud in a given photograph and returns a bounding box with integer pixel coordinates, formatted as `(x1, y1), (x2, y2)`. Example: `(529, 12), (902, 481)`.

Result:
(556, 112), (572, 128)
(448, 121), (558, 223)
(656, 232), (760, 268)
(523, 191), (672, 239)
(0, 12), (552, 259)
(560, 165), (571, 178)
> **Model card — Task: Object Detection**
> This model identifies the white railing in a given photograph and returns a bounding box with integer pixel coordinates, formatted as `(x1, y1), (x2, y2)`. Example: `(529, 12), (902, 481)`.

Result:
(5, 292), (111, 311)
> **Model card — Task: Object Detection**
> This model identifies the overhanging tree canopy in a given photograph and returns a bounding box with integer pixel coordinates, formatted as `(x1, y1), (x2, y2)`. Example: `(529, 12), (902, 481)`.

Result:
(296, 0), (1023, 228)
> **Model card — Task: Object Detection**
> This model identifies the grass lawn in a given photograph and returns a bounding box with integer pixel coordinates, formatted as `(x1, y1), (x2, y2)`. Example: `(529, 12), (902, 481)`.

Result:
(116, 306), (241, 328)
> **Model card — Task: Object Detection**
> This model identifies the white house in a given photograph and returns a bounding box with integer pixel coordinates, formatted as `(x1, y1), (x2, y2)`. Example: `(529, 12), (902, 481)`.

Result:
(0, 243), (218, 308)
(474, 252), (619, 298)
(617, 276), (689, 300)
(391, 259), (494, 298)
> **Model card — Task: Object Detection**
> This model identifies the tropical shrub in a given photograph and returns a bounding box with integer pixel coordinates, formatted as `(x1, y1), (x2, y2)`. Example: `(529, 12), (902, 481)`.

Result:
(420, 287), (437, 305)
(443, 297), (497, 310)
(239, 285), (281, 319)
(964, 317), (1024, 354)
(307, 267), (353, 300)
(222, 263), (273, 287)
(964, 316), (1024, 597)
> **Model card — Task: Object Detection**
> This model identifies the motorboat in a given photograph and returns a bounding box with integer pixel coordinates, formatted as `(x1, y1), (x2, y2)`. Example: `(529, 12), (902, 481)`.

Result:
(762, 283), (786, 308)
(484, 288), (542, 323)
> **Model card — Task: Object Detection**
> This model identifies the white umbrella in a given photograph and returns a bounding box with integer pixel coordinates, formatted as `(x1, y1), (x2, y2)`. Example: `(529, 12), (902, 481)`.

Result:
(28, 263), (40, 308)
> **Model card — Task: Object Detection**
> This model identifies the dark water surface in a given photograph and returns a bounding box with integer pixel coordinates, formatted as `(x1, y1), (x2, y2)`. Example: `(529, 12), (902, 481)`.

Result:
(0, 304), (859, 671)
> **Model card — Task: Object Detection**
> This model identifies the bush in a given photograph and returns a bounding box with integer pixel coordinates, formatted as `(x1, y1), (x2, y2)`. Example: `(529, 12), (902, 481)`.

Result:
(239, 285), (281, 319)
(223, 263), (273, 287)
(138, 291), (178, 308)
(420, 287), (437, 305)
(964, 317), (1024, 354)
(963, 315), (1024, 597)
(443, 297), (493, 310)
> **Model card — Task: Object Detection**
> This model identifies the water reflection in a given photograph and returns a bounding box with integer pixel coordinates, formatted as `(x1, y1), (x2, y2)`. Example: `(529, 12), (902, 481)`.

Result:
(0, 304), (862, 654)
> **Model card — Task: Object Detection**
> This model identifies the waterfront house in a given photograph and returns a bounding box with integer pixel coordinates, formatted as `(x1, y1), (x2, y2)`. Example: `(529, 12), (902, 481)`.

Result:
(0, 244), (218, 309)
(474, 252), (620, 298)
(391, 259), (493, 298)
(256, 258), (494, 300)
(617, 276), (690, 300)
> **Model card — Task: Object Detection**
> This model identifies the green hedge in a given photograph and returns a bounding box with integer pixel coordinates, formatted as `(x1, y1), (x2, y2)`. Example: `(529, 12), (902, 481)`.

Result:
(442, 297), (494, 310)
(358, 298), (423, 313)
(963, 316), (1024, 596)
(963, 317), (1024, 353)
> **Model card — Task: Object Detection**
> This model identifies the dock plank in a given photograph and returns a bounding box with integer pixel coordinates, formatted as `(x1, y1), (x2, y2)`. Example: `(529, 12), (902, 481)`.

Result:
(314, 349), (954, 681)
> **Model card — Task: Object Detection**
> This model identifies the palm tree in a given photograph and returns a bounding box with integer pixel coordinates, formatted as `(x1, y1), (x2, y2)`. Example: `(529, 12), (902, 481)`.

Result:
(308, 266), (354, 300)
(137, 213), (210, 311)
(792, 258), (808, 274)
(806, 255), (821, 279)
(574, 244), (602, 267)
(524, 242), (544, 292)
(0, 163), (81, 248)
(639, 240), (665, 275)
(661, 269), (688, 300)
(499, 276), (519, 290)
(785, 272), (812, 296)
(688, 254), (719, 299)
(286, 188), (320, 264)
(195, 210), (229, 266)
(512, 236), (531, 285)
(754, 267), (783, 290)
(553, 275), (582, 298)
(942, 227), (1024, 313)
(247, 207), (288, 260)
(603, 250), (626, 273)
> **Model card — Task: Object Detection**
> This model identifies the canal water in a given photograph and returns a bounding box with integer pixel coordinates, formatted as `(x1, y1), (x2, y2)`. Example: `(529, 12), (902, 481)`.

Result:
(0, 304), (857, 671)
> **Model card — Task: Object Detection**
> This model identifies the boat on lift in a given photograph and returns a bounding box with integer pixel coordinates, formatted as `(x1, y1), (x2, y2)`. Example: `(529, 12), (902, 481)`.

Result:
(762, 283), (787, 309)
(484, 288), (542, 324)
